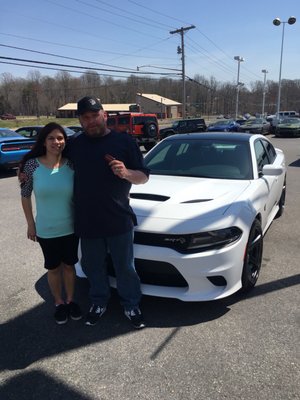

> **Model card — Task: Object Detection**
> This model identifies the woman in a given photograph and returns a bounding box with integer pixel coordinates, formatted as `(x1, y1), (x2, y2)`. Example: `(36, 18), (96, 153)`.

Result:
(20, 122), (81, 324)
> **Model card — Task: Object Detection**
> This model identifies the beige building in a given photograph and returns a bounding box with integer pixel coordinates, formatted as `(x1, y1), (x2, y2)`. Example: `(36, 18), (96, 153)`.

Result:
(57, 94), (181, 118)
(56, 103), (134, 118)
(136, 93), (181, 119)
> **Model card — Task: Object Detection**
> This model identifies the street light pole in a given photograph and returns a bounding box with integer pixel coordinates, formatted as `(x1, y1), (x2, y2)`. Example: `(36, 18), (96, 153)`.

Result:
(273, 16), (296, 116)
(234, 56), (244, 120)
(261, 69), (268, 116)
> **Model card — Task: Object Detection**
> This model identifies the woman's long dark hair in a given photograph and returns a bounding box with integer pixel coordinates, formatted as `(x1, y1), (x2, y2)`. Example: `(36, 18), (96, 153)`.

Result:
(19, 122), (67, 172)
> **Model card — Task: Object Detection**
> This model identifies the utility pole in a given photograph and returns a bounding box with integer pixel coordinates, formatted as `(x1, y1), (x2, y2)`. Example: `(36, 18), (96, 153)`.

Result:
(170, 25), (195, 119)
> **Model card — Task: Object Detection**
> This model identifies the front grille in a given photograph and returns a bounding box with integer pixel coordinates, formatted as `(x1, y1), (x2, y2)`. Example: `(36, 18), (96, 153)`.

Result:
(107, 256), (188, 287)
(278, 128), (300, 137)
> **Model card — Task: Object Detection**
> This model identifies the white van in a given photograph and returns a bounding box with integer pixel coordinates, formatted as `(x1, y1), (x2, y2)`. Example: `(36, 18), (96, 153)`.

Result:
(278, 111), (299, 118)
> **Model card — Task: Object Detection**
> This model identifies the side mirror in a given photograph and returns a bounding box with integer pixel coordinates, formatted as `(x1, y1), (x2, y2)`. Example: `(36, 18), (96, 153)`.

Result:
(262, 164), (284, 176)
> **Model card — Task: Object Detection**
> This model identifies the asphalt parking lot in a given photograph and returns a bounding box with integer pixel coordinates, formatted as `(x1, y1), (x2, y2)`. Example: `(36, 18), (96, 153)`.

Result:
(0, 136), (299, 400)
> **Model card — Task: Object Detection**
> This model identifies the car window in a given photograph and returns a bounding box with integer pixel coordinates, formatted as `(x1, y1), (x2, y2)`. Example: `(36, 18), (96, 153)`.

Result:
(132, 116), (157, 124)
(254, 139), (270, 172)
(17, 128), (36, 138)
(118, 116), (130, 125)
(107, 117), (116, 127)
(261, 140), (276, 163)
(145, 139), (252, 180)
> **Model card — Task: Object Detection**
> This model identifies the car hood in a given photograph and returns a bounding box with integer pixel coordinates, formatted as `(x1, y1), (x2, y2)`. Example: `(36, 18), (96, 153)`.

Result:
(277, 123), (300, 128)
(130, 175), (251, 232)
(208, 124), (232, 129)
(240, 123), (262, 129)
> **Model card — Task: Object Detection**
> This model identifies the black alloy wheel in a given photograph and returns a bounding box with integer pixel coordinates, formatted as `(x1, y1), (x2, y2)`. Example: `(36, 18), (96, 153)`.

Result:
(241, 219), (263, 292)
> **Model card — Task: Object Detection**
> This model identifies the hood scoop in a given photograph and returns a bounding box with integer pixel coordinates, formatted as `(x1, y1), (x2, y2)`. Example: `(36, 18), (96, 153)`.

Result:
(181, 199), (212, 203)
(130, 193), (170, 202)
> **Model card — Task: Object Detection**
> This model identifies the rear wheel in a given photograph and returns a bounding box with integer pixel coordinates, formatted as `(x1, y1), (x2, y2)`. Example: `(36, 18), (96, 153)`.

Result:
(241, 219), (263, 292)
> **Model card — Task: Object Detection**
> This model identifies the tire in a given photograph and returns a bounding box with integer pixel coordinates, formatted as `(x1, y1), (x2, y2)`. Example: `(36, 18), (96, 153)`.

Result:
(241, 219), (263, 293)
(143, 122), (158, 138)
(275, 178), (286, 219)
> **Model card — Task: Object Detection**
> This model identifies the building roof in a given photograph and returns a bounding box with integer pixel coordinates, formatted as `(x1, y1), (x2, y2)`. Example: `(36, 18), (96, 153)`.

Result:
(58, 103), (133, 112)
(137, 93), (181, 106)
(58, 93), (181, 112)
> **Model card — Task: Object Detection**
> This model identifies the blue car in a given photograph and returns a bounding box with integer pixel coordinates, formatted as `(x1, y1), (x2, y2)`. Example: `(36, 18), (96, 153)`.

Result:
(0, 128), (35, 170)
(207, 119), (240, 132)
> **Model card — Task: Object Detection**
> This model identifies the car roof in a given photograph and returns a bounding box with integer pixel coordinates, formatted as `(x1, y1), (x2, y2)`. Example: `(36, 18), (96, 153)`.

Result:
(164, 132), (253, 142)
(15, 125), (43, 129)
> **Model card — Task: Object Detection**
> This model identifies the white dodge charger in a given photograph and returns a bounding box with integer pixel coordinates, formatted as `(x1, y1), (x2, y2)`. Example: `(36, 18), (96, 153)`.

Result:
(77, 132), (286, 302)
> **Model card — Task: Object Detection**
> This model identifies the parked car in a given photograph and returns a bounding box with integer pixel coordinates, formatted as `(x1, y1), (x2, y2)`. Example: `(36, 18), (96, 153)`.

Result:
(15, 126), (76, 139)
(159, 118), (207, 139)
(0, 128), (35, 170)
(67, 125), (83, 134)
(207, 119), (240, 132)
(76, 132), (286, 301)
(238, 118), (270, 135)
(0, 113), (16, 120)
(15, 126), (43, 139)
(274, 117), (300, 137)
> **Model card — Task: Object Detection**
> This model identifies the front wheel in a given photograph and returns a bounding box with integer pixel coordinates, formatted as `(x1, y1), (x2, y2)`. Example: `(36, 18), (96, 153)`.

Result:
(241, 219), (263, 293)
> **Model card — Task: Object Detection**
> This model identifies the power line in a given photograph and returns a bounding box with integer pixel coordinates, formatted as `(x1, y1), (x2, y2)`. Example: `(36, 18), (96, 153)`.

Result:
(0, 56), (180, 77)
(0, 43), (137, 71)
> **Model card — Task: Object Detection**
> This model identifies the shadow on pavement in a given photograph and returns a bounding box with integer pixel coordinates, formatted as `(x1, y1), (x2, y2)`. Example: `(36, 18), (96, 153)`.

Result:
(0, 274), (229, 371)
(0, 370), (94, 400)
(1, 272), (299, 371)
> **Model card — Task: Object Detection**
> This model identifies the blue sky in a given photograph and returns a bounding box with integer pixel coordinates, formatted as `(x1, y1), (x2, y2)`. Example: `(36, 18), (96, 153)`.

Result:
(0, 0), (299, 88)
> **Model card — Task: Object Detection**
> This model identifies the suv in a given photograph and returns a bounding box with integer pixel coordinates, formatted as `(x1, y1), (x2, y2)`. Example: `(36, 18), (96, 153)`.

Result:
(107, 112), (159, 151)
(159, 118), (207, 139)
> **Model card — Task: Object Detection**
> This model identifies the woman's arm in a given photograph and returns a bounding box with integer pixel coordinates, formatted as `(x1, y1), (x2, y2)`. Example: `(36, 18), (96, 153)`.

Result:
(21, 196), (37, 241)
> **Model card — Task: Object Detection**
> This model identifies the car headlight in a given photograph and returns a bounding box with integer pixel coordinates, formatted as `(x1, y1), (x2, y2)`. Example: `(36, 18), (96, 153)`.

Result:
(134, 227), (242, 253)
(174, 227), (242, 252)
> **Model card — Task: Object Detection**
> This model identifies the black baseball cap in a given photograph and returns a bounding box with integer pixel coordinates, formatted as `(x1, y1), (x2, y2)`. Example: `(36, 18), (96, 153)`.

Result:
(77, 96), (103, 115)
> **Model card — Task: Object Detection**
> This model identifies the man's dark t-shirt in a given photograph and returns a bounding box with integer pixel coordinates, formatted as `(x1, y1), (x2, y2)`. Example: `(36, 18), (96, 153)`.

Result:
(67, 130), (149, 238)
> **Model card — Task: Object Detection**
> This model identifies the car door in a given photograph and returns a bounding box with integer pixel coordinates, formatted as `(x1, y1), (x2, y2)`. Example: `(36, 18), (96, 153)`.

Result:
(177, 121), (188, 133)
(254, 139), (282, 222)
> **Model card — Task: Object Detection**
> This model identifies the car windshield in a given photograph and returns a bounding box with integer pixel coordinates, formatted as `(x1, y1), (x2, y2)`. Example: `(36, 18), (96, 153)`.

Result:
(245, 119), (264, 125)
(280, 118), (300, 124)
(145, 138), (253, 180)
(0, 129), (21, 138)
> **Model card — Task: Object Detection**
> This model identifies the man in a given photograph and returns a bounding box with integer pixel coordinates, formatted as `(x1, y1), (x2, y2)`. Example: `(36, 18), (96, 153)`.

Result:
(68, 96), (149, 329)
